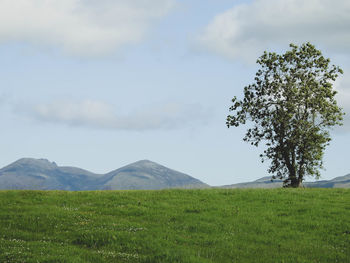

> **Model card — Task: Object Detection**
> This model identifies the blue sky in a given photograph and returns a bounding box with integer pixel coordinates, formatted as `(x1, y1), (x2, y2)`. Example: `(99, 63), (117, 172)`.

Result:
(0, 0), (349, 185)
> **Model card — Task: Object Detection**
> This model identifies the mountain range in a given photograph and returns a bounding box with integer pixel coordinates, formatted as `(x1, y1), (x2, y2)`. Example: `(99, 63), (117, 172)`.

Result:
(220, 175), (350, 188)
(0, 158), (208, 190)
(0, 158), (349, 190)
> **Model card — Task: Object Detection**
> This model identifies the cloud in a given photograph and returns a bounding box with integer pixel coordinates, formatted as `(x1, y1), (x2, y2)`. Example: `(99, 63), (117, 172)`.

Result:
(0, 0), (175, 56)
(334, 73), (350, 132)
(0, 92), (13, 108)
(26, 99), (208, 131)
(197, 0), (350, 61)
(0, 93), (5, 105)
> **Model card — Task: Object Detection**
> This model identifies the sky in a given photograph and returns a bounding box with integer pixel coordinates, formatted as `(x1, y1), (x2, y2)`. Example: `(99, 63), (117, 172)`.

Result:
(0, 0), (349, 186)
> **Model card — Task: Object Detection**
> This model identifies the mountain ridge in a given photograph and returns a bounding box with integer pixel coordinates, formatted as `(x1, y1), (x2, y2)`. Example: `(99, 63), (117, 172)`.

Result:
(220, 174), (350, 189)
(0, 158), (208, 190)
(0, 158), (348, 190)
(100, 159), (206, 190)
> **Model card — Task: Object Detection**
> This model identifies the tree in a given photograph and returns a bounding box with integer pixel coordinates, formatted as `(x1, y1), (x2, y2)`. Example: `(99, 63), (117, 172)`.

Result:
(226, 43), (344, 188)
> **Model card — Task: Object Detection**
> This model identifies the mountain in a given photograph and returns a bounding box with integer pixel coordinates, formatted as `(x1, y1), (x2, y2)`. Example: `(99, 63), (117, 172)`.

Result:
(98, 160), (208, 190)
(305, 174), (350, 188)
(220, 174), (350, 189)
(0, 158), (208, 190)
(220, 176), (283, 189)
(0, 158), (101, 190)
(0, 158), (348, 190)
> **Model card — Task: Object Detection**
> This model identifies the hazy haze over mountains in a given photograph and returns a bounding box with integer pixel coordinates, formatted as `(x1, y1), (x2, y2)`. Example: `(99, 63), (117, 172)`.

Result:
(0, 158), (101, 190)
(220, 175), (350, 189)
(0, 158), (208, 190)
(0, 158), (348, 190)
(99, 160), (208, 190)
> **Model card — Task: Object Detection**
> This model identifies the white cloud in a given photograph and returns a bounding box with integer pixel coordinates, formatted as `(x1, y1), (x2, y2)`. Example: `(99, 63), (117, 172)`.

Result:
(0, 92), (13, 108)
(27, 99), (208, 130)
(0, 0), (175, 56)
(334, 73), (350, 132)
(0, 93), (5, 105)
(197, 0), (350, 61)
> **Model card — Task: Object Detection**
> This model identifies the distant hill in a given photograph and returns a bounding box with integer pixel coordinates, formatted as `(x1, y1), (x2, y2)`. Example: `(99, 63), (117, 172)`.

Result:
(98, 160), (208, 190)
(0, 158), (348, 190)
(0, 158), (208, 190)
(220, 174), (350, 189)
(0, 158), (101, 190)
(305, 174), (350, 188)
(220, 176), (283, 189)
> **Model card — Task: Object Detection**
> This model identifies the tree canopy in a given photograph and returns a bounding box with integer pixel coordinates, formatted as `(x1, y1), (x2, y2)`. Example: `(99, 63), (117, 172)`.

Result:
(226, 43), (344, 187)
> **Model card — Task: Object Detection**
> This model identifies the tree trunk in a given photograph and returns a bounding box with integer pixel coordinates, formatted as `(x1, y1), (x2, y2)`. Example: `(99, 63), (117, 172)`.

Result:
(282, 150), (301, 188)
(289, 174), (303, 188)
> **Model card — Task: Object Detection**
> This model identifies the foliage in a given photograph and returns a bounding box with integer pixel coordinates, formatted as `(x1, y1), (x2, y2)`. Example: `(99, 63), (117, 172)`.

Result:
(227, 43), (344, 187)
(0, 189), (349, 262)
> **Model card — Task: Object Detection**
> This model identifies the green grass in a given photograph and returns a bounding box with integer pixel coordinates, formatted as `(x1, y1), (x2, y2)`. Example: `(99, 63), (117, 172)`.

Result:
(0, 189), (349, 262)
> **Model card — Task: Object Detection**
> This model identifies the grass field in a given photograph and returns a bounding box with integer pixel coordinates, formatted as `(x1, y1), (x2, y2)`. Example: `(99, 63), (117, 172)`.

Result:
(0, 189), (349, 262)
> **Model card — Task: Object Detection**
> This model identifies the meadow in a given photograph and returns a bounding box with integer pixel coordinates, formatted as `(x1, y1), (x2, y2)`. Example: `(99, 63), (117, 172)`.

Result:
(0, 189), (349, 262)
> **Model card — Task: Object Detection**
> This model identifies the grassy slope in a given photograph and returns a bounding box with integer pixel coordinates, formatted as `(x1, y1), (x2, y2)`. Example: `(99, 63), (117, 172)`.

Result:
(0, 189), (349, 263)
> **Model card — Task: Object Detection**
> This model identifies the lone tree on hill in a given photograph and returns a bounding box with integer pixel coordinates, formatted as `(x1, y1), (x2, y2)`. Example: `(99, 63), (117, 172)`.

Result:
(227, 43), (344, 188)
